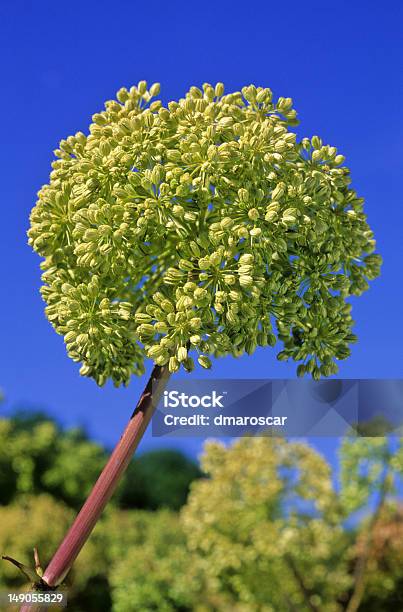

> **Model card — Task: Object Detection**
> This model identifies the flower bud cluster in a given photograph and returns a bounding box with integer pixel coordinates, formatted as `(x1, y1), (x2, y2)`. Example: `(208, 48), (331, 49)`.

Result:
(28, 81), (381, 385)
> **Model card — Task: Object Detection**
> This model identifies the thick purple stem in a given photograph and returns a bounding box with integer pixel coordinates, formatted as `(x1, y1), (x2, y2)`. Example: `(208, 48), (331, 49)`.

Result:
(20, 364), (169, 611)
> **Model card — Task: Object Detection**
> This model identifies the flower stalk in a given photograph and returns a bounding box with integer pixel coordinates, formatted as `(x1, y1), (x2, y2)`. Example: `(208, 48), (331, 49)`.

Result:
(19, 364), (169, 611)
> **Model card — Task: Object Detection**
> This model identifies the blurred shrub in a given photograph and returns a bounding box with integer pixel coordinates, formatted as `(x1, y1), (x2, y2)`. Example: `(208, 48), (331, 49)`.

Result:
(182, 437), (351, 611)
(0, 413), (200, 512)
(1, 408), (402, 611)
(41, 427), (108, 509)
(0, 494), (109, 611)
(182, 436), (403, 612)
(0, 413), (107, 509)
(357, 504), (403, 611)
(103, 509), (198, 611)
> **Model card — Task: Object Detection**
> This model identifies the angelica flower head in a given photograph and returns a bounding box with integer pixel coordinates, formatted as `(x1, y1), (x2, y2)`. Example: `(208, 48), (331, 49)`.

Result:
(28, 81), (381, 386)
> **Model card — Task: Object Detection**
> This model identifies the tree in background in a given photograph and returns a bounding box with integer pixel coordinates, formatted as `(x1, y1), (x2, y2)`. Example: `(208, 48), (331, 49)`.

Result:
(339, 437), (403, 612)
(0, 411), (201, 611)
(354, 504), (403, 611)
(0, 413), (106, 509)
(118, 449), (202, 511)
(0, 412), (200, 511)
(104, 509), (204, 612)
(17, 78), (381, 596)
(182, 436), (403, 612)
(1, 416), (401, 611)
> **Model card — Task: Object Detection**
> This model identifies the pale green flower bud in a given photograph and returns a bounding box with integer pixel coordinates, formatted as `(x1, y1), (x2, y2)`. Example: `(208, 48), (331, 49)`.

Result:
(250, 227), (262, 237)
(239, 254), (254, 265)
(312, 366), (321, 381)
(209, 252), (222, 266)
(220, 217), (234, 229)
(198, 355), (212, 369)
(334, 154), (345, 165)
(194, 287), (208, 300)
(154, 322), (168, 333)
(189, 317), (202, 329)
(161, 337), (175, 349)
(65, 331), (76, 343)
(172, 204), (185, 217)
(277, 97), (293, 111)
(238, 188), (249, 202)
(190, 86), (203, 98)
(92, 113), (108, 126)
(116, 87), (129, 102)
(148, 345), (165, 358)
(169, 356), (180, 372)
(138, 324), (155, 338)
(223, 274), (236, 285)
(239, 275), (253, 288)
(248, 208), (259, 221)
(229, 290), (241, 301)
(184, 281), (197, 293)
(245, 338), (257, 355)
(190, 334), (201, 345)
(155, 353), (169, 366)
(265, 210), (277, 222)
(237, 227), (249, 238)
(137, 80), (147, 95)
(177, 346), (188, 362)
(178, 259), (194, 272)
(165, 268), (184, 282)
(311, 135), (322, 149)
(189, 241), (201, 257)
(150, 100), (162, 112)
(271, 183), (285, 201)
(149, 82), (161, 97)
(158, 302), (172, 316)
(214, 82), (224, 97)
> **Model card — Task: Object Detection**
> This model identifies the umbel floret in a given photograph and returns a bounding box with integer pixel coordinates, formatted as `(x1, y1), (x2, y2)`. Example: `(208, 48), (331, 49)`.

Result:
(28, 81), (381, 386)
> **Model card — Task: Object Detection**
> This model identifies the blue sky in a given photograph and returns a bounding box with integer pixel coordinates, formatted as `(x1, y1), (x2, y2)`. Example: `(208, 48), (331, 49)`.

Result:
(0, 1), (402, 467)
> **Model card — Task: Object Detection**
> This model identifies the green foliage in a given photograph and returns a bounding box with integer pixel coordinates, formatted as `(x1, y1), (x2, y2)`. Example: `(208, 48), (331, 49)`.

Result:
(41, 427), (109, 509)
(182, 437), (403, 611)
(182, 438), (350, 610)
(28, 81), (381, 386)
(339, 437), (399, 515)
(0, 495), (107, 609)
(0, 413), (107, 509)
(357, 505), (403, 611)
(0, 425), (402, 611)
(104, 509), (202, 612)
(0, 413), (201, 512)
(118, 449), (202, 511)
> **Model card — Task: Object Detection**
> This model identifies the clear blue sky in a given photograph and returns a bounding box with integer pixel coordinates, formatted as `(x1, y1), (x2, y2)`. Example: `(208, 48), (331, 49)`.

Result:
(0, 1), (402, 465)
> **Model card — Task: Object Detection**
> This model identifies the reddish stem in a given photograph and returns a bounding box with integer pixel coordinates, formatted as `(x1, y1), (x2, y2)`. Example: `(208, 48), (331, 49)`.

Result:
(19, 364), (169, 611)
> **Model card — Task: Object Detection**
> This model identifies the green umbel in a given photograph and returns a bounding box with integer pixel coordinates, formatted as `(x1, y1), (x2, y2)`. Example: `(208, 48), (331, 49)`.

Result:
(28, 81), (381, 386)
